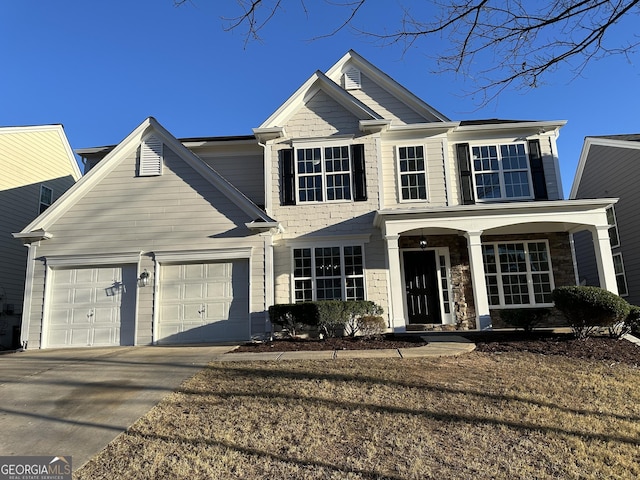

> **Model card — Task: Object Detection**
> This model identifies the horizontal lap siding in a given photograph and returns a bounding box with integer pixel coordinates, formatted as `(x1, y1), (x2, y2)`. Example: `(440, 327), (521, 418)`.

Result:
(540, 136), (561, 200)
(199, 152), (264, 206)
(574, 144), (640, 304)
(28, 145), (268, 347)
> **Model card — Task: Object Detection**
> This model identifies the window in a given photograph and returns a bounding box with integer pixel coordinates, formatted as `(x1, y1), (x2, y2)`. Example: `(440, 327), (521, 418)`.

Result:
(293, 245), (365, 302)
(398, 146), (427, 201)
(471, 143), (533, 201)
(39, 185), (53, 214)
(482, 241), (554, 306)
(606, 206), (620, 248)
(613, 253), (628, 296)
(296, 146), (352, 202)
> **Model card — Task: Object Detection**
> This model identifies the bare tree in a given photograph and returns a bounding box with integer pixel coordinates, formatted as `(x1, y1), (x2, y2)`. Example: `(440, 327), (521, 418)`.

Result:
(174, 0), (640, 103)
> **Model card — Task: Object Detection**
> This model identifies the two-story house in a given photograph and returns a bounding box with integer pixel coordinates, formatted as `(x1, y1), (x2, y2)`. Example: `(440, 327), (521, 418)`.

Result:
(14, 51), (618, 349)
(0, 124), (81, 350)
(570, 135), (640, 305)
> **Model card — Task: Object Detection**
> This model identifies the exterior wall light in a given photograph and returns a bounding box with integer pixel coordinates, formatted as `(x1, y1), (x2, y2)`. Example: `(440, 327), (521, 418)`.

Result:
(419, 232), (428, 250)
(139, 269), (150, 287)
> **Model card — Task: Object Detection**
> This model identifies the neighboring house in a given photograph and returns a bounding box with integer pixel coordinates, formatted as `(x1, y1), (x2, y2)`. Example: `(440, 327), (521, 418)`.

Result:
(570, 135), (640, 306)
(0, 125), (81, 349)
(14, 51), (618, 349)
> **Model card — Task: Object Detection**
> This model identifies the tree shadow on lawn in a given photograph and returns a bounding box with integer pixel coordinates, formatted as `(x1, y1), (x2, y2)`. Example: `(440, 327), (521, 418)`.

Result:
(186, 361), (640, 424)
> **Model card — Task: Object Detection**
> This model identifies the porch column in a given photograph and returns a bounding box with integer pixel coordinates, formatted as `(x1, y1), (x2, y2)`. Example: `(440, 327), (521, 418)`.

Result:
(464, 231), (492, 330)
(589, 225), (619, 295)
(385, 234), (406, 333)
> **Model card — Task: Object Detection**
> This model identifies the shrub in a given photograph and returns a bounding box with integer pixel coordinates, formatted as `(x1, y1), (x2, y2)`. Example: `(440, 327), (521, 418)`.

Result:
(499, 308), (550, 332)
(551, 286), (631, 339)
(357, 316), (387, 339)
(626, 305), (640, 336)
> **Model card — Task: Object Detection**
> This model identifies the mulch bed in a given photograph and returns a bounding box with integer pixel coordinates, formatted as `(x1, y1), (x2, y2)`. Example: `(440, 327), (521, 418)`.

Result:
(232, 331), (640, 366)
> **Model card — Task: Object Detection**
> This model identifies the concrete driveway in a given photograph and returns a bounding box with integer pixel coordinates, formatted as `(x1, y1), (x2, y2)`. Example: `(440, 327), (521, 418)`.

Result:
(0, 345), (234, 470)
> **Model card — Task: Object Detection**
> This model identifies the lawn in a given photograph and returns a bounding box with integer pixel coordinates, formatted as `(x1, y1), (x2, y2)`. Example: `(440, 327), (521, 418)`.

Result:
(75, 352), (640, 479)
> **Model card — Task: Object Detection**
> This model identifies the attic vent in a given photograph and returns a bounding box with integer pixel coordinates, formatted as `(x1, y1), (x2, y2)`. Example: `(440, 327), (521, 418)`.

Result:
(139, 135), (163, 176)
(344, 67), (362, 90)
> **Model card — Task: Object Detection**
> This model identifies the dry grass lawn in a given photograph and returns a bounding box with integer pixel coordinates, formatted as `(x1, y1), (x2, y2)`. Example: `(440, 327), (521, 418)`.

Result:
(75, 352), (640, 479)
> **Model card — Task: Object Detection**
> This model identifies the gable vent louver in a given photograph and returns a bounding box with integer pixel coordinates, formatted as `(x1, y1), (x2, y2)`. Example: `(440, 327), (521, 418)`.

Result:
(344, 67), (362, 90)
(139, 135), (163, 176)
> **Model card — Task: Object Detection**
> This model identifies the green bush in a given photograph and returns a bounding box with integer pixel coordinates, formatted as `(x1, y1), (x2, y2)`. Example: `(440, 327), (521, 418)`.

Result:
(268, 300), (384, 338)
(551, 286), (631, 339)
(498, 308), (550, 332)
(626, 305), (640, 336)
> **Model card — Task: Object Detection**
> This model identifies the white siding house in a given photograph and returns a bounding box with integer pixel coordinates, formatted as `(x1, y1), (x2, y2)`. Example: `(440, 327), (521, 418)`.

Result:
(15, 51), (619, 349)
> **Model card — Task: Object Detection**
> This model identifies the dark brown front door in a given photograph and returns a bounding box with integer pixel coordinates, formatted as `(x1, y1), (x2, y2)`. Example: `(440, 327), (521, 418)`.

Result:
(403, 250), (442, 324)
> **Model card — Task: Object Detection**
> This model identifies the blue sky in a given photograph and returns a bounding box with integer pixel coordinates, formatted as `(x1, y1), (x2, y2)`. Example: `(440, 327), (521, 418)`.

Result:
(2, 1), (639, 196)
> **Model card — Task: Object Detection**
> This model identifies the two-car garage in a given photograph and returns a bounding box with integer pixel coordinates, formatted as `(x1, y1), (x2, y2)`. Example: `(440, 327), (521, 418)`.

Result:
(42, 253), (251, 349)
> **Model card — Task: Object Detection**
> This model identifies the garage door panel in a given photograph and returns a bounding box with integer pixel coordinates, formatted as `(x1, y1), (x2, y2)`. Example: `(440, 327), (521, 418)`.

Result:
(158, 260), (249, 344)
(46, 265), (136, 348)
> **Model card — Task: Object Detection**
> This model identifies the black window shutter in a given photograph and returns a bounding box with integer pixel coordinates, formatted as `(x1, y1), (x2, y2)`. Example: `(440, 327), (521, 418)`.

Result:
(281, 148), (296, 205)
(456, 143), (475, 205)
(528, 139), (548, 200)
(351, 144), (367, 201)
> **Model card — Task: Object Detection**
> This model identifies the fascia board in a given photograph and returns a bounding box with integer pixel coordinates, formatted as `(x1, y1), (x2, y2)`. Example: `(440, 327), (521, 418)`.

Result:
(326, 50), (451, 122)
(54, 124), (82, 179)
(453, 120), (567, 136)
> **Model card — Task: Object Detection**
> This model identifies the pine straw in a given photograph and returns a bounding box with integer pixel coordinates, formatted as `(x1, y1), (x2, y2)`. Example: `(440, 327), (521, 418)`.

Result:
(75, 353), (640, 479)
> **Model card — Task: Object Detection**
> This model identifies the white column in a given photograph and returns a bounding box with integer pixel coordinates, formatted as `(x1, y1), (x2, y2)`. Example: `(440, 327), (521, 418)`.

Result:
(385, 234), (406, 333)
(589, 225), (619, 295)
(464, 231), (492, 330)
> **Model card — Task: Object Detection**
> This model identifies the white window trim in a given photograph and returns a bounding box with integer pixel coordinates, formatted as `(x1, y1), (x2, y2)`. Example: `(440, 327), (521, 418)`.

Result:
(292, 138), (356, 204)
(396, 144), (429, 203)
(606, 206), (621, 249)
(39, 184), (53, 214)
(612, 252), (628, 297)
(291, 243), (366, 303)
(483, 240), (555, 308)
(470, 142), (534, 202)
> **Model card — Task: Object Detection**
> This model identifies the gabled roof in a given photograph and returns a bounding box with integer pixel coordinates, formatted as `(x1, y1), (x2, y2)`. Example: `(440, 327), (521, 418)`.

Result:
(17, 117), (275, 239)
(257, 68), (383, 131)
(0, 124), (82, 180)
(325, 50), (450, 123)
(570, 134), (640, 199)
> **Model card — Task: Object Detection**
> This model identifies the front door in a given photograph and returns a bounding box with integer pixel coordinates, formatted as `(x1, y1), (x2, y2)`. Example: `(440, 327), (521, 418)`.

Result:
(403, 250), (442, 324)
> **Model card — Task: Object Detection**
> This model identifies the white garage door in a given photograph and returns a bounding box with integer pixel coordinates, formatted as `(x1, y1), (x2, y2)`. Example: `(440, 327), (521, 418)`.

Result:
(158, 260), (249, 344)
(47, 265), (137, 348)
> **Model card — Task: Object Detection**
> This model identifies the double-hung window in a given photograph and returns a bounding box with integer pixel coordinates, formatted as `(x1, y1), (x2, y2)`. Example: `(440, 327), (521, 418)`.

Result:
(613, 253), (628, 296)
(471, 143), (533, 201)
(296, 145), (352, 202)
(293, 245), (365, 302)
(482, 241), (554, 306)
(39, 185), (53, 214)
(606, 206), (620, 248)
(398, 145), (427, 201)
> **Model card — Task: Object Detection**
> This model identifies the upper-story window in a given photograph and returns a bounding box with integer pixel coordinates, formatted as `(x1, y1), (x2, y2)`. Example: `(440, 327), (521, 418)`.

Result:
(606, 206), (620, 248)
(398, 145), (427, 201)
(280, 144), (367, 205)
(471, 143), (533, 201)
(39, 185), (53, 214)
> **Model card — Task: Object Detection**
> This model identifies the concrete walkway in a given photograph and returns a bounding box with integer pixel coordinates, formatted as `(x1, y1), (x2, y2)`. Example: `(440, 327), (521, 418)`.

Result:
(0, 338), (474, 471)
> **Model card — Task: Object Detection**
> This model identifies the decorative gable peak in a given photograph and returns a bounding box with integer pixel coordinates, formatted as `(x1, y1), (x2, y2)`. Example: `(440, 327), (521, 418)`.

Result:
(344, 67), (362, 90)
